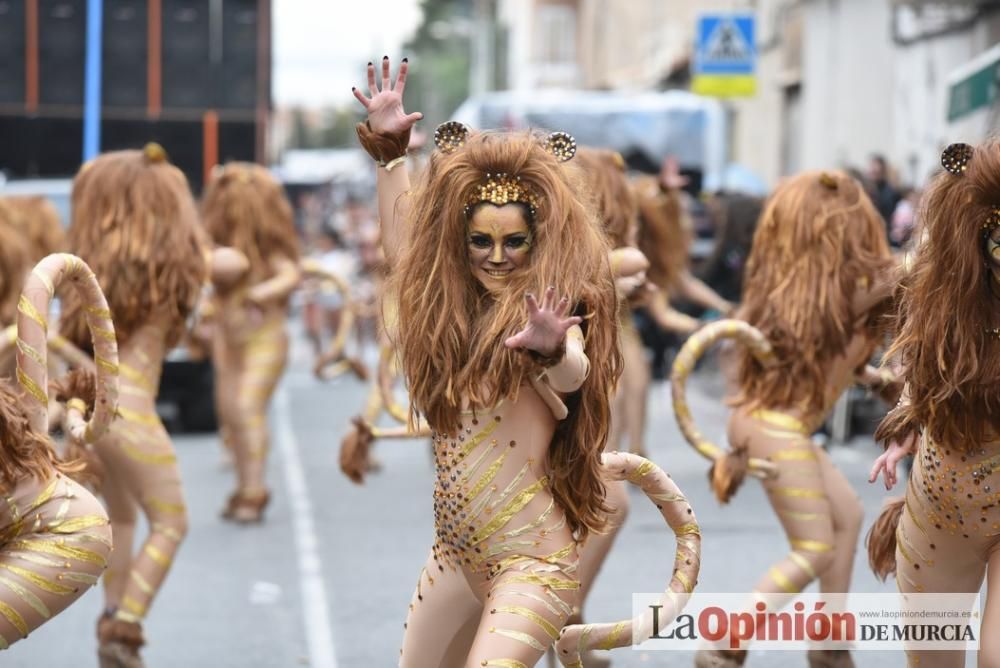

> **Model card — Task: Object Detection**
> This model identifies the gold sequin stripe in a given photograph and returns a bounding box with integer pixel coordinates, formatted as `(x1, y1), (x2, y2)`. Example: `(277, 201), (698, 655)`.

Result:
(121, 594), (147, 618)
(460, 451), (509, 503)
(6, 538), (107, 567)
(151, 525), (184, 543)
(47, 514), (108, 534)
(501, 573), (579, 592)
(116, 437), (177, 466)
(16, 367), (47, 405)
(750, 409), (810, 435)
(17, 295), (46, 329)
(27, 478), (59, 514)
(0, 575), (50, 619)
(0, 563), (74, 595)
(768, 566), (801, 594)
(457, 463), (531, 534)
(789, 539), (833, 553)
(504, 590), (573, 619)
(674, 569), (695, 594)
(769, 487), (826, 499)
(497, 503), (560, 543)
(143, 544), (172, 567)
(0, 600), (28, 637)
(118, 363), (156, 393)
(475, 541), (538, 564)
(461, 441), (506, 488)
(626, 459), (656, 484)
(145, 497), (186, 515)
(117, 405), (162, 428)
(15, 338), (44, 368)
(489, 627), (547, 652)
(896, 527), (932, 566)
(788, 552), (818, 579)
(778, 509), (826, 521)
(770, 448), (818, 461)
(454, 420), (501, 467)
(493, 606), (559, 640)
(469, 479), (549, 546)
(595, 620), (628, 650)
(480, 660), (527, 668)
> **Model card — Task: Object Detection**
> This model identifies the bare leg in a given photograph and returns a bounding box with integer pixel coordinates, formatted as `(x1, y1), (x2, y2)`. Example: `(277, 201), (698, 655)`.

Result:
(814, 448), (864, 594)
(399, 551), (482, 668)
(981, 548), (1000, 668)
(620, 328), (650, 457)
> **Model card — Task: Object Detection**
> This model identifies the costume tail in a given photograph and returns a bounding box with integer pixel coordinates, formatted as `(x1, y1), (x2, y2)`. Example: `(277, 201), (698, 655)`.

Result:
(16, 253), (119, 442)
(670, 319), (778, 502)
(301, 258), (367, 381)
(555, 451), (701, 666)
(866, 497), (905, 581)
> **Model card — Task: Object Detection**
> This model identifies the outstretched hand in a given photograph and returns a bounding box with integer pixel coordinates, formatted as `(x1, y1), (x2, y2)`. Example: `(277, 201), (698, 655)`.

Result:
(352, 57), (423, 135)
(504, 286), (582, 358)
(869, 433), (917, 490)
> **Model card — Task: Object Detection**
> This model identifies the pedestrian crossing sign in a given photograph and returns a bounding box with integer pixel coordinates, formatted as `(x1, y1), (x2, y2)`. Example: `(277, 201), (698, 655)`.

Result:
(692, 14), (757, 98)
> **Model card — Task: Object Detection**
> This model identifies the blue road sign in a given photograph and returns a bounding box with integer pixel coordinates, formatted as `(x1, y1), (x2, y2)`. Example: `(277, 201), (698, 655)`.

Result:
(694, 14), (756, 76)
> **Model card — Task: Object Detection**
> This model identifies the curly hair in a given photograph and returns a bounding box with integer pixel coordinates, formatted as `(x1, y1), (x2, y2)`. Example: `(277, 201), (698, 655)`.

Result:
(201, 162), (300, 285)
(635, 176), (690, 292)
(877, 140), (1000, 451)
(0, 199), (33, 324)
(734, 170), (893, 417)
(4, 195), (67, 261)
(572, 148), (637, 248)
(62, 149), (207, 349)
(390, 130), (622, 539)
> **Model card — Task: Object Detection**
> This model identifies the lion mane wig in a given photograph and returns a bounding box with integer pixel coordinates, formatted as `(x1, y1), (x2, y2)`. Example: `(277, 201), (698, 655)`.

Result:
(635, 176), (690, 293)
(0, 199), (32, 324)
(201, 162), (300, 285)
(877, 139), (1000, 451)
(391, 130), (622, 539)
(62, 147), (207, 349)
(734, 170), (892, 418)
(572, 148), (637, 249)
(5, 195), (67, 262)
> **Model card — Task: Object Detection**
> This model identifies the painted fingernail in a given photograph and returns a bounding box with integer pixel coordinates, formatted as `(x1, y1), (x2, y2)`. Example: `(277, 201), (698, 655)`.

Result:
(351, 86), (356, 91)
(368, 62), (373, 67)
(383, 55), (389, 60)
(402, 57), (409, 63)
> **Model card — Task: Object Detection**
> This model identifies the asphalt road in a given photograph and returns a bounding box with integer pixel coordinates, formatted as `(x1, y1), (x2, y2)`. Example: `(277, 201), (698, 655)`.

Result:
(5, 335), (974, 667)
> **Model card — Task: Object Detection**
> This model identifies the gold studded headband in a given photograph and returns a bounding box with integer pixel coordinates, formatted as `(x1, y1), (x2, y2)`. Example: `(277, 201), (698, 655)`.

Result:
(433, 122), (576, 219)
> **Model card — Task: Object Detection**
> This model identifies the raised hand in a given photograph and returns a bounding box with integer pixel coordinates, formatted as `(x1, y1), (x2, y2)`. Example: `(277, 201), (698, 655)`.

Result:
(504, 286), (582, 358)
(352, 56), (423, 135)
(868, 432), (917, 490)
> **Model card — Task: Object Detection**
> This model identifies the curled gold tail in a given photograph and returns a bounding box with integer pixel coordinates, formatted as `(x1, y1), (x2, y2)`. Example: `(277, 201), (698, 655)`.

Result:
(16, 253), (119, 441)
(301, 259), (366, 381)
(555, 451), (701, 666)
(670, 319), (778, 501)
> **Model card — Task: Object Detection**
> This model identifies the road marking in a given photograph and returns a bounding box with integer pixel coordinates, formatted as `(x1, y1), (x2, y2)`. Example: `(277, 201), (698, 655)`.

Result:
(276, 388), (338, 668)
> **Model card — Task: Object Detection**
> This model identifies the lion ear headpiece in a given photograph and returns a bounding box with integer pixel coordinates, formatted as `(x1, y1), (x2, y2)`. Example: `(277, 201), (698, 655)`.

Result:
(940, 142), (1000, 237)
(434, 121), (577, 218)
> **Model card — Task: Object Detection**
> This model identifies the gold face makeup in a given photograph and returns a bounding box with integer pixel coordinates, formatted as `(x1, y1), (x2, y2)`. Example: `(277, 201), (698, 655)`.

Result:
(467, 204), (532, 292)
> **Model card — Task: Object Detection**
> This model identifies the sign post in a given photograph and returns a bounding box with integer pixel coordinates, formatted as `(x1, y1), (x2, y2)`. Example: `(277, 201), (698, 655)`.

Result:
(947, 43), (1000, 123)
(692, 14), (757, 98)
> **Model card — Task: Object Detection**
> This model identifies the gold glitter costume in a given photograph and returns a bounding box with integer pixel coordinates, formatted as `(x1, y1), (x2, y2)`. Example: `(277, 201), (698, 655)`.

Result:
(202, 163), (301, 523)
(0, 253), (120, 650)
(60, 145), (207, 667)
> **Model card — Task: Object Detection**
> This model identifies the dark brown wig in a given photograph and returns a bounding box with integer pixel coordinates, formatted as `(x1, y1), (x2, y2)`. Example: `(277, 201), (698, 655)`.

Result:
(734, 170), (893, 417)
(390, 130), (622, 539)
(877, 139), (1000, 451)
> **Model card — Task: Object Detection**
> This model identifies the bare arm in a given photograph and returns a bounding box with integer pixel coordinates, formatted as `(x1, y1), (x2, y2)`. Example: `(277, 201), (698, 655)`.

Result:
(678, 271), (734, 315)
(645, 288), (699, 335)
(247, 256), (302, 307)
(353, 57), (423, 266)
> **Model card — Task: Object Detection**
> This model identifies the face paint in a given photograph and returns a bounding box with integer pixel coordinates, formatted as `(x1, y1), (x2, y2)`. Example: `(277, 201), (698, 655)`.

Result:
(467, 204), (532, 292)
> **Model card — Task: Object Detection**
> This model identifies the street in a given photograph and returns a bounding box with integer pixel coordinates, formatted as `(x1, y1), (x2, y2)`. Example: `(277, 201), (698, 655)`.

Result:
(6, 334), (965, 667)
